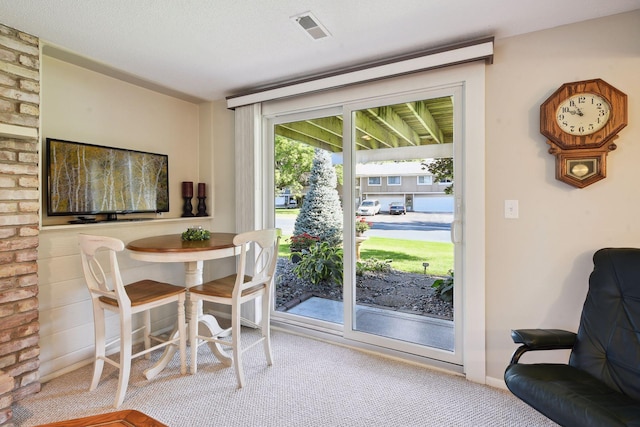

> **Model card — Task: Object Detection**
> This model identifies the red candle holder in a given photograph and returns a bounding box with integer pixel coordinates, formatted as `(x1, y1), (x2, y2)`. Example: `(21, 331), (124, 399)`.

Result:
(182, 181), (193, 198)
(196, 183), (208, 216)
(181, 181), (194, 217)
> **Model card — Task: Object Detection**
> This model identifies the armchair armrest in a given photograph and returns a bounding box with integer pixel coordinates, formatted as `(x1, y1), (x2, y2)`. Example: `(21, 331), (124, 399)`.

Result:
(509, 329), (576, 364)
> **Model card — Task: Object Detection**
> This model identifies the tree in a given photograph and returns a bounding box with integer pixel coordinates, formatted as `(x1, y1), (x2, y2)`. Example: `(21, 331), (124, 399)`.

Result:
(422, 157), (454, 195)
(274, 136), (315, 198)
(293, 149), (343, 246)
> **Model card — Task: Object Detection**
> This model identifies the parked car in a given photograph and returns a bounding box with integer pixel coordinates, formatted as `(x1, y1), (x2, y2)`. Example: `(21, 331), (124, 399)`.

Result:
(357, 199), (381, 216)
(389, 202), (406, 215)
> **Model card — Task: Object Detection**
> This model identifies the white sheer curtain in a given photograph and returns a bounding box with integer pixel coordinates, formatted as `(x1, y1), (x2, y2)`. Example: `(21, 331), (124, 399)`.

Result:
(234, 103), (262, 234)
(234, 103), (263, 323)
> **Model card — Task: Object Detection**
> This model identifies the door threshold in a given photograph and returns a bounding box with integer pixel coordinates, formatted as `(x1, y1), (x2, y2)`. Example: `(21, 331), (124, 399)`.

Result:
(272, 321), (463, 375)
(285, 296), (454, 351)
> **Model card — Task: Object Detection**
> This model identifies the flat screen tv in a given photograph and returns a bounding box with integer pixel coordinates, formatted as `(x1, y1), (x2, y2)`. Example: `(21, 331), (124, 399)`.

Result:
(46, 138), (169, 219)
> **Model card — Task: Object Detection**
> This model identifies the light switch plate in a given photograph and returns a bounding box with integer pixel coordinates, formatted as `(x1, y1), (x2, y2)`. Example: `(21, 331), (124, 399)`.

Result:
(504, 200), (519, 219)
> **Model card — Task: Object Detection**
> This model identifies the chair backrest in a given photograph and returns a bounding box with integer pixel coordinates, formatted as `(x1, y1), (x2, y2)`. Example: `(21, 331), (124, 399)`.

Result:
(569, 248), (640, 400)
(78, 234), (131, 308)
(232, 228), (281, 298)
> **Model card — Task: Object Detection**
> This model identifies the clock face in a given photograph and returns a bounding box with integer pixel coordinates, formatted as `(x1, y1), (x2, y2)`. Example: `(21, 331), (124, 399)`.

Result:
(555, 93), (611, 136)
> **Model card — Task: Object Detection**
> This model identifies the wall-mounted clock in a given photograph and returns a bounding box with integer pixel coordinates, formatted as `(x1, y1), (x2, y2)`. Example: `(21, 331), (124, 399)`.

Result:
(540, 78), (627, 188)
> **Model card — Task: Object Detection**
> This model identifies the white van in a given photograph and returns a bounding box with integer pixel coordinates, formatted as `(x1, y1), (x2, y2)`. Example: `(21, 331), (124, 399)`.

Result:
(357, 199), (381, 215)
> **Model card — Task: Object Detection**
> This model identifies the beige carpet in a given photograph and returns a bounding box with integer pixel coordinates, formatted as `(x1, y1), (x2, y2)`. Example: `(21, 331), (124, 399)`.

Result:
(12, 329), (557, 426)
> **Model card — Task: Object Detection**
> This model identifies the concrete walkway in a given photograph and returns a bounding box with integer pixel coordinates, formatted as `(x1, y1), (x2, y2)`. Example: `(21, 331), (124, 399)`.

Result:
(287, 296), (454, 351)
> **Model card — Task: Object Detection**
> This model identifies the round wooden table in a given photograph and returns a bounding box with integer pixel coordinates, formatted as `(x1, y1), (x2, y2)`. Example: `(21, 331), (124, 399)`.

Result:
(126, 233), (240, 378)
(126, 233), (238, 286)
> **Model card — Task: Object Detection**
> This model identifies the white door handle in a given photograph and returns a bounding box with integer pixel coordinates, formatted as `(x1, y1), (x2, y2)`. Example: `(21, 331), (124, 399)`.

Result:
(450, 219), (462, 244)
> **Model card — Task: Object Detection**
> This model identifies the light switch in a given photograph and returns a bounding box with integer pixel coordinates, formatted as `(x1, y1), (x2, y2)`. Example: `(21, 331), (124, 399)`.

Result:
(504, 200), (519, 219)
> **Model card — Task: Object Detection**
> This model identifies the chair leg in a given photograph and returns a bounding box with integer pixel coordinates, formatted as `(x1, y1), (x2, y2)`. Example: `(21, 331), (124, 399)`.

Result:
(261, 294), (273, 366)
(177, 294), (186, 375)
(232, 307), (245, 388)
(143, 310), (151, 360)
(114, 314), (133, 408)
(90, 305), (105, 391)
(189, 295), (199, 374)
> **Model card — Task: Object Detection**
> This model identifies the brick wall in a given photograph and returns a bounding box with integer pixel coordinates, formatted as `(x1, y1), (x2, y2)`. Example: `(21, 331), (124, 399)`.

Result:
(0, 24), (41, 426)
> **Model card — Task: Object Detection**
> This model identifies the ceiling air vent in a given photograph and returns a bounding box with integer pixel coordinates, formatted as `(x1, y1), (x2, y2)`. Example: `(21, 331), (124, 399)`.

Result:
(291, 11), (331, 40)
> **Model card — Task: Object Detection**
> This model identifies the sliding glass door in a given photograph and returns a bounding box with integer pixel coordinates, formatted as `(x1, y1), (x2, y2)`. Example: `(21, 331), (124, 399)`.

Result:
(270, 86), (463, 365)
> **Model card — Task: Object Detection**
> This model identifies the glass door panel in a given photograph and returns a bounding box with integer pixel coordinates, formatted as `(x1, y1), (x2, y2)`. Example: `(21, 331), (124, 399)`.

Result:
(343, 91), (462, 365)
(272, 111), (345, 329)
(270, 88), (462, 366)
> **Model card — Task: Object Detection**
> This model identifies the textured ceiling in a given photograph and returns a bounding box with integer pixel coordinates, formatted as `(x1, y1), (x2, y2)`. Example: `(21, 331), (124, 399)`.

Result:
(0, 0), (638, 102)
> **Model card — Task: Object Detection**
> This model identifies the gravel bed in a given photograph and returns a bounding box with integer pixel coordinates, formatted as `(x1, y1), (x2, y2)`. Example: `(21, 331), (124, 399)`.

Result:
(274, 258), (453, 321)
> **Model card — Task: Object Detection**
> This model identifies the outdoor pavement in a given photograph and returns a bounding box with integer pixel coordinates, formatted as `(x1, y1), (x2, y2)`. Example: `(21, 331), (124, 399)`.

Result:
(276, 212), (454, 243)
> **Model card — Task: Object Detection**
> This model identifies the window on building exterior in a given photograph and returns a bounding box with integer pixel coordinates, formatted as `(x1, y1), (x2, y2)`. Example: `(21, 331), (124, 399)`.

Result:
(387, 176), (401, 186)
(417, 175), (433, 185)
(368, 177), (381, 186)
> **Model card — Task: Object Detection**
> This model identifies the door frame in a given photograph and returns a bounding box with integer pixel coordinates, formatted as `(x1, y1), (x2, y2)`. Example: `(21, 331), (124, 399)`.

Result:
(262, 62), (486, 382)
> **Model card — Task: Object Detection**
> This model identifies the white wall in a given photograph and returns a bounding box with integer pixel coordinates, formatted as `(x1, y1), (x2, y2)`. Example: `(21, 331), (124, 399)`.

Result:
(484, 10), (640, 381)
(205, 100), (235, 233)
(37, 56), (236, 379)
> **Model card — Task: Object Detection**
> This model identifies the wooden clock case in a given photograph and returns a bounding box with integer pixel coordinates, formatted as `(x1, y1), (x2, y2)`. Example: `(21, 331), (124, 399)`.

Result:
(540, 78), (627, 188)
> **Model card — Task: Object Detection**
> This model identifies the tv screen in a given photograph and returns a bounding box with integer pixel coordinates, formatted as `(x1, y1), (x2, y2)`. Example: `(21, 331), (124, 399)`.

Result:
(46, 138), (169, 217)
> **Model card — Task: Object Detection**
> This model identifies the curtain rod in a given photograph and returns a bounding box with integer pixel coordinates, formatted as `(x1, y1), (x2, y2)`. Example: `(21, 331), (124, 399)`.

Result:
(226, 36), (494, 109)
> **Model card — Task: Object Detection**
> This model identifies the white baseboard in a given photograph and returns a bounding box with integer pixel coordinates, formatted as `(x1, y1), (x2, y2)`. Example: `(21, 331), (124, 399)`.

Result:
(485, 375), (507, 390)
(40, 358), (93, 384)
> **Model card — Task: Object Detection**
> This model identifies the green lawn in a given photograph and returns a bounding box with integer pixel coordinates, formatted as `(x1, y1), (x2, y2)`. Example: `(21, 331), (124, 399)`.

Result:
(279, 234), (453, 277)
(275, 208), (300, 216)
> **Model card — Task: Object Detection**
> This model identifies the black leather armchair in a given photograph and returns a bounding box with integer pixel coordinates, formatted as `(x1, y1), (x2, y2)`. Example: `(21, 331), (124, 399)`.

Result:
(504, 248), (640, 427)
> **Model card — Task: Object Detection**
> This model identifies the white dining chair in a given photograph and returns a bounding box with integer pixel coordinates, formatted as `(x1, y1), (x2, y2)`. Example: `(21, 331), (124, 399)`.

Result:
(188, 228), (281, 387)
(78, 234), (187, 408)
